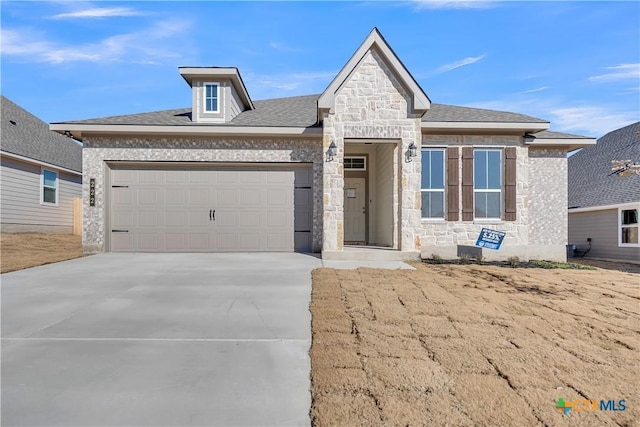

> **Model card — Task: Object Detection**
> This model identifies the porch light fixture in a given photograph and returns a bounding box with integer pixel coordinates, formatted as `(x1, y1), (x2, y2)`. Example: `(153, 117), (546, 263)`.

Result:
(406, 142), (418, 162)
(326, 140), (338, 162)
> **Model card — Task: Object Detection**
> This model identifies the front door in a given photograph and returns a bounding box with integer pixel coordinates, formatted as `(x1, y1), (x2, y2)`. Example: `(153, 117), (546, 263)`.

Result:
(344, 177), (366, 243)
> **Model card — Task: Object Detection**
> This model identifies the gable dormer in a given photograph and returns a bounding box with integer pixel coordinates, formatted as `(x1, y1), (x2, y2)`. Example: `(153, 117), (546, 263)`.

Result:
(179, 67), (254, 123)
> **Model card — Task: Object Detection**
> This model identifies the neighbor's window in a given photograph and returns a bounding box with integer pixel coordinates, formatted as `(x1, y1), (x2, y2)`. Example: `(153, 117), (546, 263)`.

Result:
(620, 208), (639, 246)
(421, 149), (445, 218)
(42, 169), (58, 204)
(204, 83), (219, 112)
(474, 149), (502, 219)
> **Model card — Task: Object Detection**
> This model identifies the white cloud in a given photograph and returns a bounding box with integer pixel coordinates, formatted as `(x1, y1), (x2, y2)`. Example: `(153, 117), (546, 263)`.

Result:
(412, 0), (495, 9)
(248, 71), (336, 97)
(589, 63), (640, 83)
(1, 20), (191, 64)
(515, 86), (549, 95)
(50, 7), (144, 19)
(547, 106), (638, 136)
(436, 55), (486, 73)
(466, 99), (638, 136)
(269, 42), (301, 53)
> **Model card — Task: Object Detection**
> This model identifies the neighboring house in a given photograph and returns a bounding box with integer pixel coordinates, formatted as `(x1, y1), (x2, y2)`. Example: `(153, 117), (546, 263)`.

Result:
(568, 122), (640, 262)
(1, 96), (82, 234)
(51, 28), (595, 261)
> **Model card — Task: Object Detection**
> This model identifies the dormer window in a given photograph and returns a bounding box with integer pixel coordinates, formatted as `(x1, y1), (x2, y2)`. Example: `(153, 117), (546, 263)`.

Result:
(205, 83), (219, 113)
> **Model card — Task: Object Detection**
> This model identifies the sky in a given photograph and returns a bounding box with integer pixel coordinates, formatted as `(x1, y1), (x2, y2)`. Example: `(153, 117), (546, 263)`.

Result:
(1, 0), (639, 137)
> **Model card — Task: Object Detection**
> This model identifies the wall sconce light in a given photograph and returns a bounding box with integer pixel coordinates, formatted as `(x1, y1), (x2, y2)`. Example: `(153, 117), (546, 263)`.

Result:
(326, 140), (337, 162)
(406, 142), (418, 162)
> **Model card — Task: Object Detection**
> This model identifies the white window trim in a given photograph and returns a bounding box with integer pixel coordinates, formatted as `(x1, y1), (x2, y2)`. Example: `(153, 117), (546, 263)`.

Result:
(618, 205), (640, 247)
(203, 82), (220, 113)
(344, 156), (367, 170)
(421, 148), (446, 219)
(40, 167), (59, 206)
(473, 148), (503, 220)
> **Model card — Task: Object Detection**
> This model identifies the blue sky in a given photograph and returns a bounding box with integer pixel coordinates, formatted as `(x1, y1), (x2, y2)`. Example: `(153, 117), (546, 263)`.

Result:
(2, 1), (638, 137)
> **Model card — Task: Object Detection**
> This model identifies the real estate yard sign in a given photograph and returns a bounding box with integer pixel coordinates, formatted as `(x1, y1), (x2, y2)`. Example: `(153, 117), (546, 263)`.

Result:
(475, 228), (506, 250)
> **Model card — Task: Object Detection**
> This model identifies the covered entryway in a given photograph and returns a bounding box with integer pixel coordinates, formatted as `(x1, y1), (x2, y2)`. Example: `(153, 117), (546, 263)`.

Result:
(108, 164), (312, 252)
(343, 143), (395, 248)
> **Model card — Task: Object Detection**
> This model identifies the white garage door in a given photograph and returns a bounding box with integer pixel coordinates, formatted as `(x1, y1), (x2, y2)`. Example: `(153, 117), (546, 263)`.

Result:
(109, 166), (310, 252)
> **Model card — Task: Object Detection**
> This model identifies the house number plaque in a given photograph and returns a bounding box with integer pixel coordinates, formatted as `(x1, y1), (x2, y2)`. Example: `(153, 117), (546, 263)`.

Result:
(89, 179), (96, 206)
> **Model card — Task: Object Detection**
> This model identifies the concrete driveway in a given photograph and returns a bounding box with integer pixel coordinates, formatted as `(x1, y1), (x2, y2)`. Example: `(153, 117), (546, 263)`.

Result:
(1, 253), (322, 426)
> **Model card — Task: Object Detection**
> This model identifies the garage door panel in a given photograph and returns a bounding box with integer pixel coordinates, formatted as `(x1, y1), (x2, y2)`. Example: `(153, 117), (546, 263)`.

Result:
(138, 189), (161, 206)
(217, 188), (238, 206)
(112, 233), (134, 251)
(112, 211), (135, 229)
(138, 211), (160, 228)
(217, 233), (237, 251)
(138, 233), (161, 250)
(165, 211), (188, 227)
(238, 211), (260, 228)
(165, 233), (187, 250)
(188, 188), (210, 206)
(110, 167), (303, 252)
(189, 233), (210, 250)
(138, 170), (164, 184)
(188, 211), (210, 228)
(239, 189), (260, 206)
(166, 188), (187, 205)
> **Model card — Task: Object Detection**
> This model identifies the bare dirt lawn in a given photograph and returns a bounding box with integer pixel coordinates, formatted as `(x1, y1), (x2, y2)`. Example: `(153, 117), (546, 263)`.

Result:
(310, 263), (639, 426)
(1, 233), (83, 273)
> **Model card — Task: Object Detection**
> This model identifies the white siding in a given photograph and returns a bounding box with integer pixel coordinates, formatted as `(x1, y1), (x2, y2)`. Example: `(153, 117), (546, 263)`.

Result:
(0, 156), (82, 232)
(375, 143), (394, 247)
(226, 83), (243, 121)
(569, 209), (640, 261)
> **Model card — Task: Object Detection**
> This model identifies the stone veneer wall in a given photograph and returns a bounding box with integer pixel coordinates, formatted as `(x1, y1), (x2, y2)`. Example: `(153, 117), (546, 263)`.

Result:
(420, 135), (533, 260)
(322, 47), (422, 254)
(527, 148), (568, 260)
(82, 136), (323, 254)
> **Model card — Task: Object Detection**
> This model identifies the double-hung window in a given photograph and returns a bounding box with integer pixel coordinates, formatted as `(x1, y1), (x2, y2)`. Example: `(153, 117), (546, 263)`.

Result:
(421, 149), (445, 219)
(620, 207), (639, 246)
(204, 83), (219, 113)
(474, 149), (502, 219)
(42, 169), (58, 205)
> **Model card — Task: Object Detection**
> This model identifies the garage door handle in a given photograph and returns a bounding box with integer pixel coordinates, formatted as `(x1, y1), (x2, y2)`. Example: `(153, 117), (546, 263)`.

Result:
(212, 210), (215, 221)
(209, 210), (212, 221)
(112, 230), (129, 233)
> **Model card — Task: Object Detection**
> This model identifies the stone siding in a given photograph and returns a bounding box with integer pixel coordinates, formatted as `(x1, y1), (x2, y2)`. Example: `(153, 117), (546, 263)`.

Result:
(82, 136), (323, 253)
(528, 148), (567, 245)
(420, 135), (530, 259)
(322, 47), (422, 254)
(419, 136), (568, 261)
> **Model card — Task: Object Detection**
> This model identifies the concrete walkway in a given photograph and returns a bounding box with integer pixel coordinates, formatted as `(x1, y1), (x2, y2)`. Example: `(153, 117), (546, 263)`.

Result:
(1, 253), (322, 427)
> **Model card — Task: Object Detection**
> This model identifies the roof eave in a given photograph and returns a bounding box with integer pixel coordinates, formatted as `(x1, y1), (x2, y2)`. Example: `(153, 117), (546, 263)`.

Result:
(50, 123), (323, 139)
(1, 150), (82, 175)
(525, 136), (597, 151)
(422, 121), (549, 134)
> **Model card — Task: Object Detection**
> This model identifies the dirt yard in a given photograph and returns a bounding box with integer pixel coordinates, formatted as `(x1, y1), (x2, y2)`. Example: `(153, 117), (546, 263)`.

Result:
(1, 233), (84, 273)
(310, 263), (639, 426)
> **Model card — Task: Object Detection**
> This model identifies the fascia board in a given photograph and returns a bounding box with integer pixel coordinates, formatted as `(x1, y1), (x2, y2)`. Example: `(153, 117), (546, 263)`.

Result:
(1, 151), (82, 175)
(568, 202), (640, 213)
(50, 123), (323, 138)
(422, 122), (550, 132)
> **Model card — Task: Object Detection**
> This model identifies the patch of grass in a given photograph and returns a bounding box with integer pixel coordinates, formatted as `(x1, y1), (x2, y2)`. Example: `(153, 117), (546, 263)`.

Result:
(421, 257), (596, 270)
(528, 260), (596, 270)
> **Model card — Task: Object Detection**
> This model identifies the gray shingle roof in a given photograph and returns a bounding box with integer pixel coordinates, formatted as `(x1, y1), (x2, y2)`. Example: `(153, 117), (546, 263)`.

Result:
(423, 103), (548, 124)
(568, 122), (640, 209)
(531, 130), (593, 139)
(1, 96), (82, 173)
(54, 94), (548, 128)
